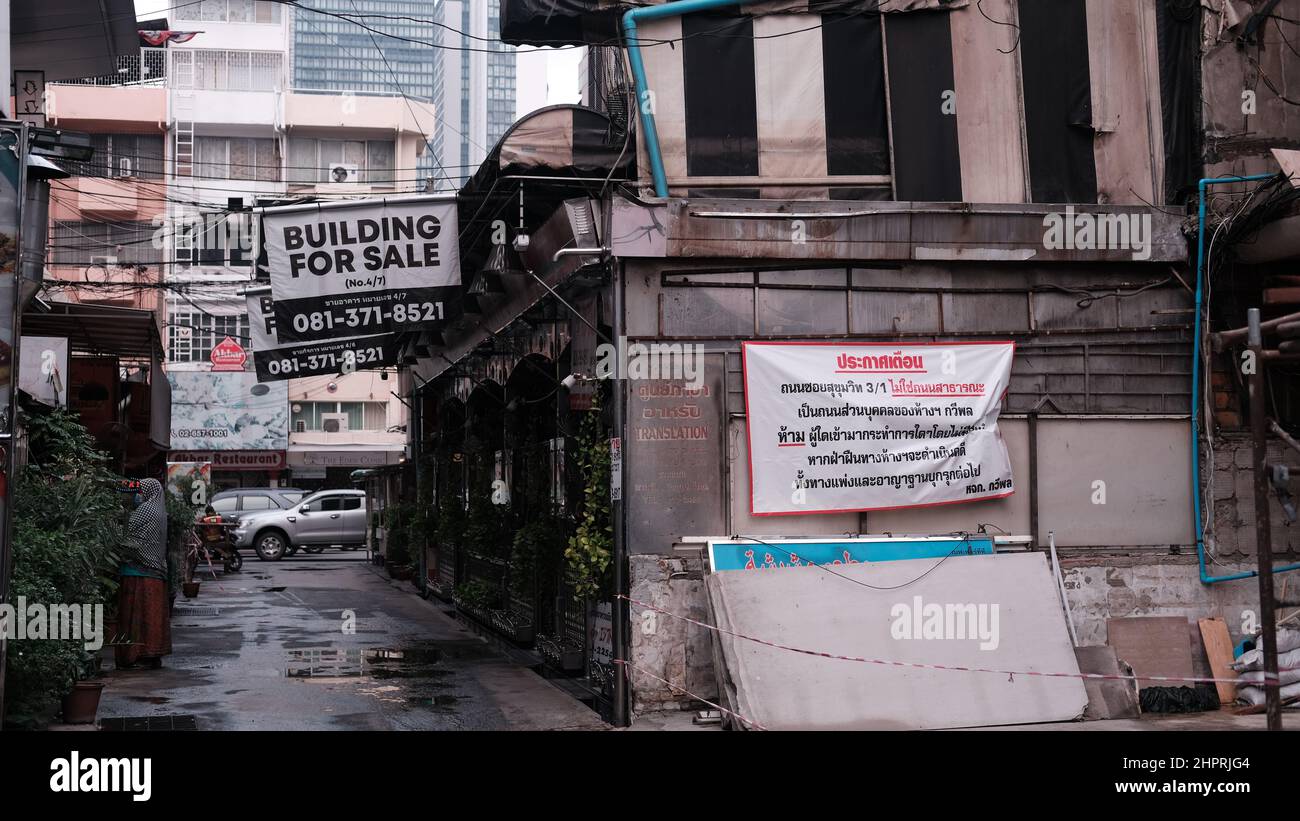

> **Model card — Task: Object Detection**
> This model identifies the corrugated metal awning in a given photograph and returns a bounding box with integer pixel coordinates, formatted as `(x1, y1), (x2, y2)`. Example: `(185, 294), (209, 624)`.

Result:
(22, 301), (163, 360)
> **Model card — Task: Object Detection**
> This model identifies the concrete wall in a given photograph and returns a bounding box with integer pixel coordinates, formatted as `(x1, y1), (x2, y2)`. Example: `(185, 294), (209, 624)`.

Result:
(1201, 0), (1300, 180)
(1059, 556), (1288, 677)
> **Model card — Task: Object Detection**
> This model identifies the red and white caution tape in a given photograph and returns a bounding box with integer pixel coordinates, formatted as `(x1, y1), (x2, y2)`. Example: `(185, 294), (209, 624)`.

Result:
(613, 658), (767, 730)
(617, 595), (1295, 687)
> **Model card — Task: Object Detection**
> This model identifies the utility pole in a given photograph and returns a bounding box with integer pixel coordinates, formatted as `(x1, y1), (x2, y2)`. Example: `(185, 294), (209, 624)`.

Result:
(0, 120), (32, 724)
(1247, 308), (1283, 730)
(610, 257), (628, 729)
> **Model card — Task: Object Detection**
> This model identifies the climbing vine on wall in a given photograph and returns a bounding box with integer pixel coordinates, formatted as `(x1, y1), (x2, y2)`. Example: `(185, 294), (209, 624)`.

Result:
(565, 394), (612, 599)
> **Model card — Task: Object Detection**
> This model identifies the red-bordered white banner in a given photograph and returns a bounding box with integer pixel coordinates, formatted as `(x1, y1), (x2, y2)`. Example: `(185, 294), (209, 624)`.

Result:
(742, 341), (1016, 516)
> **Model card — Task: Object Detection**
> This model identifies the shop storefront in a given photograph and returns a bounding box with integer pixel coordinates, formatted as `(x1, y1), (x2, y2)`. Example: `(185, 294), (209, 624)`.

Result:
(168, 370), (289, 493)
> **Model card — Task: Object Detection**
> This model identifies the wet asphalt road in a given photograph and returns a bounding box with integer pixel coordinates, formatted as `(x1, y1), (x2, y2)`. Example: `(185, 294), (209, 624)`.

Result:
(97, 552), (607, 731)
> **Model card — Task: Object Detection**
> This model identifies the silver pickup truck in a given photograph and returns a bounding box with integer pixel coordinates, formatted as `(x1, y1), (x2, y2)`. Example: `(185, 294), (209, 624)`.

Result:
(231, 489), (368, 561)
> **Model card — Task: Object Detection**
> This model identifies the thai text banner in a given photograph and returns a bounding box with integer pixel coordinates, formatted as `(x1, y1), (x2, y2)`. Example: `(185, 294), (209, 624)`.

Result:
(742, 341), (1016, 515)
(246, 292), (398, 383)
(261, 197), (461, 344)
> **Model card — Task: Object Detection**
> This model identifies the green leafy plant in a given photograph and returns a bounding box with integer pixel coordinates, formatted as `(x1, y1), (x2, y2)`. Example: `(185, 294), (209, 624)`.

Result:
(509, 515), (566, 596)
(382, 502), (413, 566)
(463, 495), (510, 560)
(565, 399), (612, 599)
(434, 497), (466, 547)
(453, 579), (498, 612)
(4, 406), (125, 727)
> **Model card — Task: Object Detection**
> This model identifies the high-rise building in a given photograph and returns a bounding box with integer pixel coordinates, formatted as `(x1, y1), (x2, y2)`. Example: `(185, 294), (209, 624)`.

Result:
(431, 0), (517, 189)
(291, 0), (517, 190)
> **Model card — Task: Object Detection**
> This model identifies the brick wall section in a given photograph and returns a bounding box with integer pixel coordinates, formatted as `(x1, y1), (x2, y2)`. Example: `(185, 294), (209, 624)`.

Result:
(1209, 433), (1299, 559)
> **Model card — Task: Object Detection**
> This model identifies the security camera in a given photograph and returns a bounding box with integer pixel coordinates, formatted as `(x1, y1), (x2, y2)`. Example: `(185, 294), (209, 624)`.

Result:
(512, 234), (530, 253)
(561, 373), (578, 390)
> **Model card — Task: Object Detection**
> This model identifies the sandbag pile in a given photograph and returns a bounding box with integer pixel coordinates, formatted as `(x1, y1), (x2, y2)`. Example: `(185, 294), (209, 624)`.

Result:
(1232, 627), (1300, 707)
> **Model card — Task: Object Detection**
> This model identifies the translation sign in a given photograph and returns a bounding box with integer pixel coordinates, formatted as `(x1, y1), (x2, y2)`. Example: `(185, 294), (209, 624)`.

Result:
(743, 341), (1016, 516)
(261, 195), (461, 344)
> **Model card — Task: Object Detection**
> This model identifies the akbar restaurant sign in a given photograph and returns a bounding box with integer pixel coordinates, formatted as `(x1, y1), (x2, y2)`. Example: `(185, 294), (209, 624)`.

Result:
(742, 342), (1016, 516)
(260, 195), (462, 345)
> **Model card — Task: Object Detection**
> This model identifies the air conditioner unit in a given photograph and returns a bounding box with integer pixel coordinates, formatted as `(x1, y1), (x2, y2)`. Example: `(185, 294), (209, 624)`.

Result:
(327, 163), (359, 184)
(321, 412), (349, 433)
(117, 157), (133, 177)
(90, 255), (119, 268)
(174, 325), (193, 339)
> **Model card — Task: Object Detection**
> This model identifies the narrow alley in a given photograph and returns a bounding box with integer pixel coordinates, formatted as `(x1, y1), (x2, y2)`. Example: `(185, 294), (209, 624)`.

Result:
(97, 555), (607, 732)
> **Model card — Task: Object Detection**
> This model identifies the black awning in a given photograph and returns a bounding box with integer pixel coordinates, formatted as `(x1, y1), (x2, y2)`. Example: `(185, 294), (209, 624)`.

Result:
(23, 301), (164, 361)
(457, 104), (634, 266)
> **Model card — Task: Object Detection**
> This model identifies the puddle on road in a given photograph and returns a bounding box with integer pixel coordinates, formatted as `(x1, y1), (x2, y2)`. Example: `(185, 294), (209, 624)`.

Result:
(283, 645), (462, 681)
(127, 696), (171, 704)
(406, 694), (465, 709)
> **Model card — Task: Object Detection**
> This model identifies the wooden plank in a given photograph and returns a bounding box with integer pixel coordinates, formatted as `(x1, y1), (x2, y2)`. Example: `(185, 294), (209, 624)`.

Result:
(1198, 617), (1238, 706)
(1107, 616), (1194, 687)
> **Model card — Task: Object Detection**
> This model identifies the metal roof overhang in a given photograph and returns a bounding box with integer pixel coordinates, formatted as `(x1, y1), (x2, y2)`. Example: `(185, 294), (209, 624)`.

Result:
(407, 105), (630, 387)
(12, 0), (142, 82)
(23, 301), (164, 360)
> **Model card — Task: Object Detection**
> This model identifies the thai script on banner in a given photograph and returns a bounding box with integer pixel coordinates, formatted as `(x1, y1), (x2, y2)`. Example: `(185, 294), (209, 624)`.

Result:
(743, 341), (1016, 515)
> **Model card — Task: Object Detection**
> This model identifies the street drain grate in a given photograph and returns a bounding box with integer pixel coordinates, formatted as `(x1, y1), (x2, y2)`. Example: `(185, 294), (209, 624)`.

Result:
(174, 607), (220, 616)
(100, 715), (199, 731)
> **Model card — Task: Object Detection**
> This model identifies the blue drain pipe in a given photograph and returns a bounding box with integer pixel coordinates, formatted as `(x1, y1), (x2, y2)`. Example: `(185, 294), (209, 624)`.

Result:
(1194, 174), (1300, 583)
(623, 0), (754, 198)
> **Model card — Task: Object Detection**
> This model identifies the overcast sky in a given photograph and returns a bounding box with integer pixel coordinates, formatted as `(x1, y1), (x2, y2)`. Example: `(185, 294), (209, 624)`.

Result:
(134, 1), (582, 118)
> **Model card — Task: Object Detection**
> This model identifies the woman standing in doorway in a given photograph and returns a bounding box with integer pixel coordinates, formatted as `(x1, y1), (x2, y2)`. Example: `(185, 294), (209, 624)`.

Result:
(116, 478), (172, 669)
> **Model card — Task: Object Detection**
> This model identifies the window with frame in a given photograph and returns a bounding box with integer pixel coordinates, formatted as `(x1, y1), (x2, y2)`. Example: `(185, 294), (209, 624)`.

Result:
(49, 220), (155, 266)
(167, 311), (251, 364)
(67, 134), (165, 180)
(191, 50), (283, 92)
(175, 0), (281, 24)
(174, 211), (257, 268)
(286, 138), (396, 185)
(291, 401), (388, 431)
(194, 136), (279, 181)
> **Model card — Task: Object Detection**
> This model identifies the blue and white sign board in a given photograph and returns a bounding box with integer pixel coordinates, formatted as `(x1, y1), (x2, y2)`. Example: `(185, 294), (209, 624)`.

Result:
(707, 535), (994, 573)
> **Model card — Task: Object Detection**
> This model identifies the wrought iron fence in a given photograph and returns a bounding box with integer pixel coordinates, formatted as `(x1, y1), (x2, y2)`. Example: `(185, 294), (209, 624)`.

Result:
(50, 49), (168, 87)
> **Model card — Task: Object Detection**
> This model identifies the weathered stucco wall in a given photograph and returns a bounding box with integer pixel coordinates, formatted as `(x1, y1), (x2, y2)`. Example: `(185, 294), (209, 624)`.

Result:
(628, 549), (1300, 717)
(1060, 555), (1298, 676)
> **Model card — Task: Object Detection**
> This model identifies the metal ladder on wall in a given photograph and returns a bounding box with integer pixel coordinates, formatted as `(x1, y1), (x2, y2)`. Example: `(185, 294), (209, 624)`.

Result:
(167, 48), (198, 347)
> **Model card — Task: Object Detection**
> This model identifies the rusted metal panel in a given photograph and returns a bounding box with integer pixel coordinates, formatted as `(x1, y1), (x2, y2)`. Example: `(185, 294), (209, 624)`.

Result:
(657, 199), (1186, 262)
(848, 290), (942, 334)
(625, 358), (728, 555)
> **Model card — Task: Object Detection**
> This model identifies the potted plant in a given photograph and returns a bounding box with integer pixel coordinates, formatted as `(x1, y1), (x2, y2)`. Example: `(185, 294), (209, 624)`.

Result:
(182, 580), (201, 598)
(60, 652), (106, 725)
(4, 405), (124, 728)
(383, 502), (416, 578)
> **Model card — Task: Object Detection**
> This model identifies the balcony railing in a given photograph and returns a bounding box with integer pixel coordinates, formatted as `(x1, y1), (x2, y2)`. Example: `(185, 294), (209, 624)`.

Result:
(50, 48), (168, 87)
